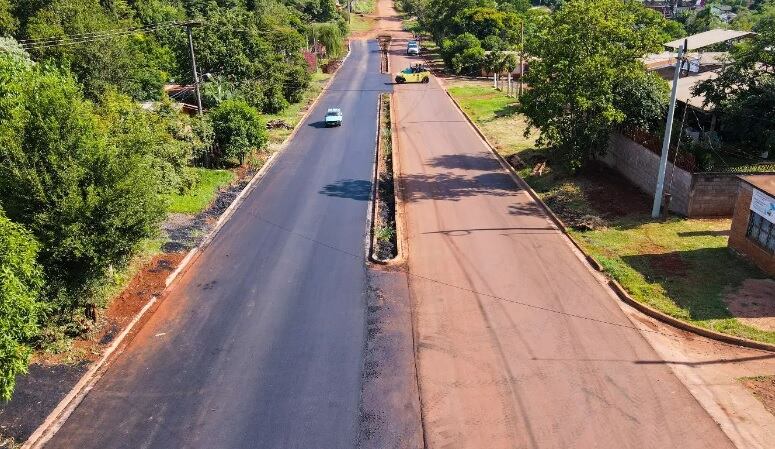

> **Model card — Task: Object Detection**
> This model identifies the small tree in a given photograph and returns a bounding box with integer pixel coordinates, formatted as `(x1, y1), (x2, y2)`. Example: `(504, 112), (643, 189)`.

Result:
(442, 32), (485, 74)
(694, 14), (775, 157)
(0, 209), (43, 401)
(521, 0), (673, 171)
(209, 99), (267, 166)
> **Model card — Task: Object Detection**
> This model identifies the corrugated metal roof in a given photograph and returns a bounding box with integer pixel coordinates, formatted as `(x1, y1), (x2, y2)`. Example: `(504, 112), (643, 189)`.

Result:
(665, 29), (754, 51)
(675, 70), (718, 110)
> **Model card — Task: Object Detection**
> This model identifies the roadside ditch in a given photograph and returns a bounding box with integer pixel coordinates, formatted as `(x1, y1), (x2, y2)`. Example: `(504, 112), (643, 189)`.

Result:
(370, 93), (398, 262)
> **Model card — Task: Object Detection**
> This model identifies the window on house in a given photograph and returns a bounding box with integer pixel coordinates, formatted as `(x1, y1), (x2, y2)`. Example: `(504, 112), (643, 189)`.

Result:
(746, 211), (775, 253)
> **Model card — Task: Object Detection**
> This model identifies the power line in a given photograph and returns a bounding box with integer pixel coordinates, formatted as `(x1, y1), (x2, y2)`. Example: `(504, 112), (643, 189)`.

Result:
(18, 22), (178, 44)
(243, 208), (774, 356)
(20, 22), (183, 50)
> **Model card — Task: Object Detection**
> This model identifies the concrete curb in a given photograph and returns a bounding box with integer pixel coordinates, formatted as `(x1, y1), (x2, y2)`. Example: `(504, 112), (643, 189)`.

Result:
(443, 89), (775, 354)
(22, 43), (355, 449)
(368, 93), (405, 266)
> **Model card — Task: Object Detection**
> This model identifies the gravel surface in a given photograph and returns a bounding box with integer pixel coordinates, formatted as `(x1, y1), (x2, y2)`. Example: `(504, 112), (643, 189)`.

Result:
(161, 170), (255, 253)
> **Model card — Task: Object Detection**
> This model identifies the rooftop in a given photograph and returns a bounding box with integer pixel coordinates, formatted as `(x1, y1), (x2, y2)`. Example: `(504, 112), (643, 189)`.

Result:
(665, 29), (754, 51)
(643, 51), (727, 70)
(741, 175), (775, 197)
(675, 70), (718, 111)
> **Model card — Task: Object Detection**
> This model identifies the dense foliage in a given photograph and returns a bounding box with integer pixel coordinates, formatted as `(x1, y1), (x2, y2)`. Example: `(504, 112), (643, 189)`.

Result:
(520, 0), (673, 171)
(403, 0), (548, 75)
(0, 51), (166, 318)
(210, 99), (268, 166)
(694, 10), (775, 158)
(0, 0), (347, 399)
(0, 209), (43, 401)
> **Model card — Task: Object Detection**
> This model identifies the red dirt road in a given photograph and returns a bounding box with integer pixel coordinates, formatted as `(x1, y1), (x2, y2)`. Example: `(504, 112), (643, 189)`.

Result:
(382, 4), (736, 448)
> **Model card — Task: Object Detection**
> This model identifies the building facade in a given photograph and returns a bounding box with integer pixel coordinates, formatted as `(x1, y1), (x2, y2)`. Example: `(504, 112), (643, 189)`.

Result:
(729, 176), (775, 276)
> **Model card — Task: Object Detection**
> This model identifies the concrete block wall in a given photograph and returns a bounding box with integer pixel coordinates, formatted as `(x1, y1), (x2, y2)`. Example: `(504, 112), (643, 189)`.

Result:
(687, 174), (741, 217)
(605, 133), (774, 217)
(602, 133), (692, 215)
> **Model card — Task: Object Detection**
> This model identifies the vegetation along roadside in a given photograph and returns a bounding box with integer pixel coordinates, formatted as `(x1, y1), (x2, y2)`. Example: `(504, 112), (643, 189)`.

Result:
(0, 0), (353, 428)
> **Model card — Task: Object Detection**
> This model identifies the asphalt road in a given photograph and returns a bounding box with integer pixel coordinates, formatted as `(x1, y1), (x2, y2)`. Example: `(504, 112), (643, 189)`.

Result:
(45, 40), (390, 449)
(386, 12), (737, 449)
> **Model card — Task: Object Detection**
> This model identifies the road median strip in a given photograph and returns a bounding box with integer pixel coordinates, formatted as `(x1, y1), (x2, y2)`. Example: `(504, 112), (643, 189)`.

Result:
(369, 93), (400, 264)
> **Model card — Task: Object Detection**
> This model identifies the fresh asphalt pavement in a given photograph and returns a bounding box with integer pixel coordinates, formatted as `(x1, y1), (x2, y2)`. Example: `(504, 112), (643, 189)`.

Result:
(44, 40), (393, 449)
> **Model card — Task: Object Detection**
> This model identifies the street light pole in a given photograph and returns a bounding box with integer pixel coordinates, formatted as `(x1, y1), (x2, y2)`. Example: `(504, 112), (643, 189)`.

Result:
(651, 40), (686, 218)
(185, 22), (203, 116)
(519, 20), (524, 98)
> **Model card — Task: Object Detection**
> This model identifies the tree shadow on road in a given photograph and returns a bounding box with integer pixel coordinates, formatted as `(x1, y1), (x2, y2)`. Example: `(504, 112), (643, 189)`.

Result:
(319, 179), (372, 201)
(399, 172), (517, 202)
(426, 153), (503, 172)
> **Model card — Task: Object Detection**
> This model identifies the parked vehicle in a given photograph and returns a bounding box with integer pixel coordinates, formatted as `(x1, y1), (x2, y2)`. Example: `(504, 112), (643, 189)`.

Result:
(407, 40), (420, 55)
(394, 64), (430, 84)
(325, 108), (343, 127)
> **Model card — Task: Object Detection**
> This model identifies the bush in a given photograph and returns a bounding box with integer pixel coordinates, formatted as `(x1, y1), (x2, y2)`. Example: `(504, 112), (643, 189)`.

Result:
(0, 54), (166, 315)
(209, 99), (267, 165)
(452, 46), (486, 75)
(283, 63), (312, 104)
(0, 209), (43, 400)
(441, 32), (484, 74)
(97, 91), (195, 194)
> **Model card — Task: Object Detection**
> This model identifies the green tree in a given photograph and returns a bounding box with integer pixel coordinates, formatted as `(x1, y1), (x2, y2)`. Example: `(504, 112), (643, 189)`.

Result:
(97, 91), (196, 194)
(0, 209), (43, 401)
(451, 7), (521, 43)
(694, 15), (775, 157)
(24, 0), (174, 100)
(521, 0), (671, 171)
(441, 32), (485, 74)
(209, 99), (267, 165)
(310, 22), (345, 57)
(0, 53), (165, 314)
(0, 0), (18, 36)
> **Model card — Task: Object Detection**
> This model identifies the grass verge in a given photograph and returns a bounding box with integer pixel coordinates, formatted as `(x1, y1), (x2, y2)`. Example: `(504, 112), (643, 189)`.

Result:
(446, 79), (775, 344)
(350, 14), (376, 34)
(165, 168), (235, 214)
(352, 0), (375, 14)
(264, 71), (333, 150)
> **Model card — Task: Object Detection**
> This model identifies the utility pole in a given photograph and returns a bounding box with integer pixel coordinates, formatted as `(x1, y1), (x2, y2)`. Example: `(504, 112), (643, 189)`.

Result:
(519, 20), (524, 98)
(651, 40), (686, 218)
(348, 0), (352, 24)
(185, 21), (203, 116)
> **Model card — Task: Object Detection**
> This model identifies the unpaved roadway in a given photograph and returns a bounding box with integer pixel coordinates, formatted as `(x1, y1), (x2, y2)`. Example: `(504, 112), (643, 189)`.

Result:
(383, 3), (737, 448)
(42, 41), (416, 449)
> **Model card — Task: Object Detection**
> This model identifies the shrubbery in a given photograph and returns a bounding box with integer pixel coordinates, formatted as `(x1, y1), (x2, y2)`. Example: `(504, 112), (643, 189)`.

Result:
(210, 99), (268, 166)
(0, 209), (43, 401)
(0, 52), (166, 318)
